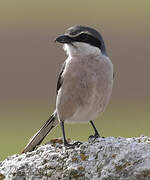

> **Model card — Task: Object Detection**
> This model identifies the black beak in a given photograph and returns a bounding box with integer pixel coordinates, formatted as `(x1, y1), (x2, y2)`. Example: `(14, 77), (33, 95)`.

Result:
(55, 35), (72, 44)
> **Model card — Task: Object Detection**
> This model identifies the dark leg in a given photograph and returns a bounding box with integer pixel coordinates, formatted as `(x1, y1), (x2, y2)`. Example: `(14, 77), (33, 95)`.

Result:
(89, 120), (100, 138)
(60, 121), (82, 147)
(60, 121), (71, 146)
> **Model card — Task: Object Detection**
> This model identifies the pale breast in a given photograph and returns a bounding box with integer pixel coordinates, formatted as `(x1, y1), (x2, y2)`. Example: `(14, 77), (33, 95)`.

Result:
(56, 55), (113, 122)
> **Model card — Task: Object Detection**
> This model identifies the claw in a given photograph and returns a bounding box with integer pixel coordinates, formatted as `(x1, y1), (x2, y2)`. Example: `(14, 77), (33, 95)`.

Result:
(64, 141), (82, 148)
(88, 133), (103, 140)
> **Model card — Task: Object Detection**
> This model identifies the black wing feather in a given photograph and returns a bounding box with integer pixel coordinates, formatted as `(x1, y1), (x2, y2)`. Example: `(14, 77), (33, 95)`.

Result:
(113, 72), (115, 80)
(56, 61), (66, 94)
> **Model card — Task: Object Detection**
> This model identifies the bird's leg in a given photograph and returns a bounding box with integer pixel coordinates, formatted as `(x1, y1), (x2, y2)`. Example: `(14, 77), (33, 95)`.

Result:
(60, 121), (82, 147)
(60, 120), (71, 146)
(89, 120), (100, 139)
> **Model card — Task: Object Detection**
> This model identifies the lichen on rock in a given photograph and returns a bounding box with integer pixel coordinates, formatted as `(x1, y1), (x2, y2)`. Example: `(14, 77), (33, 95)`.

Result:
(1, 136), (150, 179)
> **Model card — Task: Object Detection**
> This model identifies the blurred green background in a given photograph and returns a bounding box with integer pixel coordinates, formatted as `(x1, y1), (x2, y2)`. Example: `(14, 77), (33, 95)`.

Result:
(0, 0), (150, 160)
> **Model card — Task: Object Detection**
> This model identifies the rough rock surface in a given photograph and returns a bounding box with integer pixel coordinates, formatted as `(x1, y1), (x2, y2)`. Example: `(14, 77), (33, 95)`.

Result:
(1, 136), (150, 180)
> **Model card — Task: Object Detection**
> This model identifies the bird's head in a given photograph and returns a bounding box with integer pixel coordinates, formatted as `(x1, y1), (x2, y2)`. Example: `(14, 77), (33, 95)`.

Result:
(55, 25), (107, 57)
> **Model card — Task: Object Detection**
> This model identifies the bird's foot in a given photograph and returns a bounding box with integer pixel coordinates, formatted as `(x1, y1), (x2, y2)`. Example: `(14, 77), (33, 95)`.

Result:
(64, 140), (82, 148)
(88, 133), (104, 140)
(72, 141), (83, 147)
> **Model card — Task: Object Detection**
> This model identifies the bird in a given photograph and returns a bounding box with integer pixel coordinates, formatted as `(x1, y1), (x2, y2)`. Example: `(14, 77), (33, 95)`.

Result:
(22, 25), (114, 153)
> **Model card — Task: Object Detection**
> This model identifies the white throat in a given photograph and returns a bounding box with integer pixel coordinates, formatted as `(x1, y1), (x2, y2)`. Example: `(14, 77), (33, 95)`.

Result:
(63, 42), (102, 58)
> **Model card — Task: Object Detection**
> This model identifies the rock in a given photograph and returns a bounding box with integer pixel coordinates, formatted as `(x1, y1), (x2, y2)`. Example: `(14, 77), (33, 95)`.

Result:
(1, 136), (150, 179)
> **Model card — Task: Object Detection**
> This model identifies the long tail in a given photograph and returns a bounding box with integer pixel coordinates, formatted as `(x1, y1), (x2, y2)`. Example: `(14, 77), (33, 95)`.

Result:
(22, 111), (59, 153)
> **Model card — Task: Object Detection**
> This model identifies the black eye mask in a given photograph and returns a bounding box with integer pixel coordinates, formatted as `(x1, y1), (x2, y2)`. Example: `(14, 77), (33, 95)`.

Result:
(70, 34), (101, 49)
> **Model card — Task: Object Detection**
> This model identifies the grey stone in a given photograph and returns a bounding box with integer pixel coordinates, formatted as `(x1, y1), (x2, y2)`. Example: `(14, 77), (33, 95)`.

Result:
(1, 136), (150, 179)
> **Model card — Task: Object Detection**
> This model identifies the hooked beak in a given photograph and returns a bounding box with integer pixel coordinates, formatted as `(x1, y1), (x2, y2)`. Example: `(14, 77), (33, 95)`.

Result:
(55, 35), (72, 44)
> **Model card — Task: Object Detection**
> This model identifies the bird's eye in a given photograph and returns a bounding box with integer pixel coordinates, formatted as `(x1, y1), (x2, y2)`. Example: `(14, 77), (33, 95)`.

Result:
(72, 33), (91, 42)
(70, 33), (102, 51)
(79, 33), (89, 40)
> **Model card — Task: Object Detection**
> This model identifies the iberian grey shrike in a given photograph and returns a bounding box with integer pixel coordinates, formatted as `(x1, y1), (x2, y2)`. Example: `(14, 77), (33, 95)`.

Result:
(23, 25), (114, 153)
